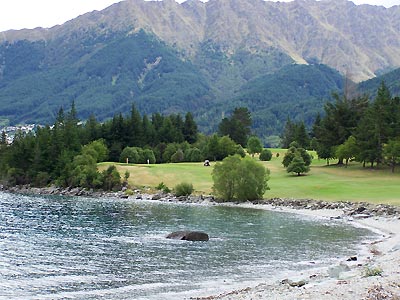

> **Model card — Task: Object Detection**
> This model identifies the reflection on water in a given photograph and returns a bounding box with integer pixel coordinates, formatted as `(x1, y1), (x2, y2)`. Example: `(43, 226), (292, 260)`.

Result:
(0, 192), (373, 299)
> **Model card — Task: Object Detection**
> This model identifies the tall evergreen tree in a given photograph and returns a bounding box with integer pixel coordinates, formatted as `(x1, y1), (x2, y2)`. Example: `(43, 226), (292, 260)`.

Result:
(286, 153), (310, 176)
(170, 114), (184, 143)
(127, 104), (143, 147)
(370, 82), (393, 166)
(0, 131), (7, 146)
(142, 115), (156, 146)
(82, 114), (100, 144)
(160, 117), (178, 143)
(64, 101), (81, 153)
(355, 82), (393, 167)
(281, 118), (310, 149)
(219, 107), (252, 146)
(314, 93), (368, 164)
(183, 112), (198, 144)
(281, 118), (295, 149)
(354, 109), (379, 167)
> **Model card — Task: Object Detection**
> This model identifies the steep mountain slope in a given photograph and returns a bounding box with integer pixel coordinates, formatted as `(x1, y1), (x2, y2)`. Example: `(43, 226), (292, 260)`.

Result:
(2, 0), (399, 81)
(1, 0), (400, 138)
(196, 64), (344, 139)
(0, 30), (212, 124)
(358, 67), (400, 98)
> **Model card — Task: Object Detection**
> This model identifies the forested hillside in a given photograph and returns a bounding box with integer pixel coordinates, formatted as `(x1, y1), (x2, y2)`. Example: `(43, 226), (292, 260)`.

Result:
(0, 30), (212, 124)
(1, 0), (400, 142)
(358, 67), (400, 99)
(234, 64), (343, 137)
(0, 27), (344, 140)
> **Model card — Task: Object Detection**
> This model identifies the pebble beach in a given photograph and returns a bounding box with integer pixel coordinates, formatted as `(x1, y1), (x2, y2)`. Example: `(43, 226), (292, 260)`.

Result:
(194, 205), (400, 300)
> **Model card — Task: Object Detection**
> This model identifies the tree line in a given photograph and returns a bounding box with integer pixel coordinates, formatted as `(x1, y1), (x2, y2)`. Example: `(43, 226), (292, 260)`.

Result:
(0, 103), (253, 189)
(282, 82), (400, 172)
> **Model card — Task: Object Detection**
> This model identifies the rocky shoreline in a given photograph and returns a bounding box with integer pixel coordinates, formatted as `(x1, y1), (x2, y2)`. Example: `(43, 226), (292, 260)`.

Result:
(192, 208), (400, 300)
(2, 184), (400, 299)
(2, 184), (399, 220)
(254, 198), (400, 219)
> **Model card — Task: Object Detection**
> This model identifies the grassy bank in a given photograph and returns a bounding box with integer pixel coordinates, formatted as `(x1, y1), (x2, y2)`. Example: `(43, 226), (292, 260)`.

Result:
(99, 150), (400, 205)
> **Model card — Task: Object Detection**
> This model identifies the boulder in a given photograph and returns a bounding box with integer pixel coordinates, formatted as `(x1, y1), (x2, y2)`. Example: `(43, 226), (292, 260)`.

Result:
(166, 231), (209, 241)
(281, 279), (307, 287)
(152, 193), (162, 200)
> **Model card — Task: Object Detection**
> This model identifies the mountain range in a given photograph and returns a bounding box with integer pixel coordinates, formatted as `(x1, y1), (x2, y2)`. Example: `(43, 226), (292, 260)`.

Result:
(1, 0), (400, 144)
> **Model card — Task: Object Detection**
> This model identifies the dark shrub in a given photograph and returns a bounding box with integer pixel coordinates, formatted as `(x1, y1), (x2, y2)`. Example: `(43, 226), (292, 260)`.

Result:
(259, 149), (273, 161)
(174, 182), (194, 196)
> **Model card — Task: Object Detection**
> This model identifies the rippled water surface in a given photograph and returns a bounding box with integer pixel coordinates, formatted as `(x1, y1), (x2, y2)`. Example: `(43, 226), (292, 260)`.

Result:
(0, 192), (374, 299)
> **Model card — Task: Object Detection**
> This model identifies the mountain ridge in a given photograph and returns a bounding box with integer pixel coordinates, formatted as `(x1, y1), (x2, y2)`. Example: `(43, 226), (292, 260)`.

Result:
(2, 0), (400, 81)
(1, 0), (400, 142)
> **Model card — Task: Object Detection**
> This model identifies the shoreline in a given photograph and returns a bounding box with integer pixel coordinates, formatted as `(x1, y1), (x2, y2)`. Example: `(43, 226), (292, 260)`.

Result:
(2, 186), (400, 299)
(191, 204), (400, 300)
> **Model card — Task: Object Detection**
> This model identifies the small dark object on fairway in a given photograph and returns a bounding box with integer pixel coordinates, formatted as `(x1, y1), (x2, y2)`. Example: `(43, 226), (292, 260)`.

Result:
(166, 231), (209, 241)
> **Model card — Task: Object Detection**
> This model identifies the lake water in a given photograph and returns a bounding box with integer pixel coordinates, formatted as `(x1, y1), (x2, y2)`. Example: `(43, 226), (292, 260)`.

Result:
(0, 192), (374, 299)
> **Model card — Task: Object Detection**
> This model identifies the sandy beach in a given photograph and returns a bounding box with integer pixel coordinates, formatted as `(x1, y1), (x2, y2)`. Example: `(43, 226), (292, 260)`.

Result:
(193, 204), (400, 300)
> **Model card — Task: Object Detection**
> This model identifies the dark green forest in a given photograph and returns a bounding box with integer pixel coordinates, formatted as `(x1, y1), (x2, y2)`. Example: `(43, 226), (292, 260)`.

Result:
(220, 64), (344, 141)
(1, 83), (400, 191)
(0, 104), (249, 189)
(0, 30), (212, 124)
(283, 83), (400, 172)
(1, 28), (400, 145)
(0, 29), (344, 142)
(358, 68), (400, 98)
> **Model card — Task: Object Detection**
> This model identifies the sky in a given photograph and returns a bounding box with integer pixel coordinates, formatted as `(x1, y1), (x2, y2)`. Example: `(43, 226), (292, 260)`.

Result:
(0, 0), (399, 32)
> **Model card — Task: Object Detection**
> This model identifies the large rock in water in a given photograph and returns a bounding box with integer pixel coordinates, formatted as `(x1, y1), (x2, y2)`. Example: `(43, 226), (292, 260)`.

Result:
(166, 231), (209, 241)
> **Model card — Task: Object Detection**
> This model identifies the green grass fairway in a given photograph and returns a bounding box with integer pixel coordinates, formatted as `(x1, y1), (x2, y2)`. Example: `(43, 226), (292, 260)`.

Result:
(98, 162), (214, 194)
(99, 150), (400, 205)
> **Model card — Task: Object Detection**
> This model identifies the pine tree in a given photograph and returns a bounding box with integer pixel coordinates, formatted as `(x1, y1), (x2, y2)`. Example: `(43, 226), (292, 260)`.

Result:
(64, 101), (81, 153)
(219, 107), (252, 147)
(370, 82), (393, 166)
(0, 131), (7, 146)
(142, 115), (156, 146)
(354, 109), (378, 167)
(355, 82), (393, 167)
(170, 114), (184, 143)
(183, 112), (198, 144)
(127, 104), (143, 147)
(287, 154), (310, 176)
(83, 114), (100, 144)
(281, 118), (295, 149)
(295, 122), (310, 149)
(282, 142), (312, 168)
(314, 93), (368, 164)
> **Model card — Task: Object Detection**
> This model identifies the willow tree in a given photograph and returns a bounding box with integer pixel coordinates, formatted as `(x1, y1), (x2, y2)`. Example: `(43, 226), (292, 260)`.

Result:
(212, 155), (270, 201)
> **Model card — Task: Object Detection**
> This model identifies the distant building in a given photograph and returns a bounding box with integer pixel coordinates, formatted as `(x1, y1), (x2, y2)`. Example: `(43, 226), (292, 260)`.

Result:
(0, 124), (38, 144)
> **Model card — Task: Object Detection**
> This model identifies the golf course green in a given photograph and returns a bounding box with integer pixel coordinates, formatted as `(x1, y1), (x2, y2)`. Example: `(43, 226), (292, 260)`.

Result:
(99, 149), (400, 205)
